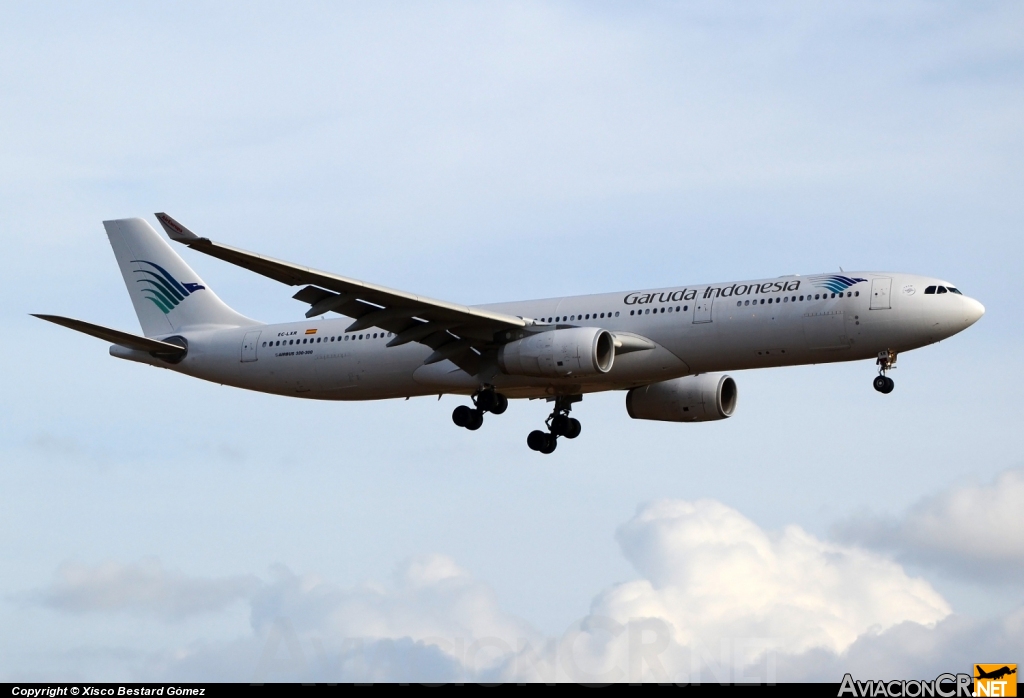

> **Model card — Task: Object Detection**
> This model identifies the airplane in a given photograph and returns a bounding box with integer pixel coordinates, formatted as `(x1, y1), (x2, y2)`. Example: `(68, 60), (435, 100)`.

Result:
(975, 666), (1017, 681)
(34, 214), (985, 454)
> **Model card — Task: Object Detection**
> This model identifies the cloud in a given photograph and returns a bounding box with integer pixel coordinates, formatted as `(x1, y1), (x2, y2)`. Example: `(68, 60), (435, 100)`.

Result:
(27, 559), (259, 621)
(774, 606), (1024, 682)
(494, 499), (951, 682)
(19, 501), (959, 682)
(834, 468), (1024, 583)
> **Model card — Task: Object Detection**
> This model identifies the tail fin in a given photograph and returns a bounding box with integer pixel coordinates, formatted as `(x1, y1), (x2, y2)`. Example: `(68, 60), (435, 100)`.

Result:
(104, 217), (258, 337)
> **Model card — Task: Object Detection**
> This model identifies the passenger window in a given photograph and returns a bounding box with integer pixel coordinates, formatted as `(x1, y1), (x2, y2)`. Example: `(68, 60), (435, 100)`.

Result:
(736, 301), (742, 307)
(937, 286), (947, 294)
(262, 342), (266, 347)
(615, 312), (619, 317)
(768, 298), (773, 304)
(675, 306), (680, 312)
(855, 291), (859, 296)
(645, 309), (650, 314)
(744, 300), (749, 306)
(783, 297), (788, 302)
(925, 286), (936, 294)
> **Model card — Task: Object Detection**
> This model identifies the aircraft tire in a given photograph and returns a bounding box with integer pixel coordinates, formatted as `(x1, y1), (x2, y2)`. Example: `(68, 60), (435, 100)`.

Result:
(452, 405), (472, 427)
(539, 434), (557, 454)
(873, 376), (888, 393)
(550, 414), (569, 436)
(465, 408), (484, 431)
(490, 393), (509, 415)
(882, 377), (895, 394)
(564, 418), (582, 439)
(527, 430), (547, 451)
(476, 391), (496, 412)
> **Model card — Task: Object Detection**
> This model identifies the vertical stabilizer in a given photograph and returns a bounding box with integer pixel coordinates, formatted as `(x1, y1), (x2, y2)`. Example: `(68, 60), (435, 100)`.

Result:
(104, 217), (258, 337)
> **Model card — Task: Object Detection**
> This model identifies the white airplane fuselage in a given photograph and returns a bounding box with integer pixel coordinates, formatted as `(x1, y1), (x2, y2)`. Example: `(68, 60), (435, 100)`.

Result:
(116, 272), (984, 401)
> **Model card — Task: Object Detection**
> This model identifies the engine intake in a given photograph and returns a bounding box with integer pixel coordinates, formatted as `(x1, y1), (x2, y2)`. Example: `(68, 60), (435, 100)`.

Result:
(498, 327), (615, 378)
(626, 374), (737, 422)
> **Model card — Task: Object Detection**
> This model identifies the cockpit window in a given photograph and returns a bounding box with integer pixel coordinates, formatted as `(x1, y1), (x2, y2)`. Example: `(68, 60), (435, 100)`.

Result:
(937, 286), (947, 294)
(924, 286), (936, 294)
(948, 287), (962, 294)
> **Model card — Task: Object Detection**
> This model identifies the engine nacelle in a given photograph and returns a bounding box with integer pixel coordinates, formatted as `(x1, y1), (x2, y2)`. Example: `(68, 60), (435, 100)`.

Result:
(626, 373), (737, 422)
(498, 327), (615, 378)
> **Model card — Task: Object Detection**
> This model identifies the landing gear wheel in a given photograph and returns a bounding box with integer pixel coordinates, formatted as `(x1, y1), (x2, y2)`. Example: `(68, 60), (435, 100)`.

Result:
(476, 390), (496, 412)
(564, 418), (582, 439)
(873, 376), (895, 394)
(539, 433), (557, 454)
(452, 405), (471, 427)
(527, 430), (548, 451)
(882, 376), (894, 394)
(465, 408), (484, 430)
(474, 390), (508, 415)
(490, 393), (508, 415)
(550, 414), (569, 437)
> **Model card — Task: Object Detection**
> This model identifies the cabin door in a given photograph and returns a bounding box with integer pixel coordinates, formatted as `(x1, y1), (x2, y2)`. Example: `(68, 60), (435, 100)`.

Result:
(241, 331), (261, 362)
(870, 278), (892, 310)
(692, 296), (714, 324)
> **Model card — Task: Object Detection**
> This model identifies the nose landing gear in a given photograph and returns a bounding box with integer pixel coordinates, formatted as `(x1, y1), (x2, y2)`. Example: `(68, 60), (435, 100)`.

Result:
(528, 395), (582, 454)
(452, 388), (508, 431)
(873, 350), (897, 394)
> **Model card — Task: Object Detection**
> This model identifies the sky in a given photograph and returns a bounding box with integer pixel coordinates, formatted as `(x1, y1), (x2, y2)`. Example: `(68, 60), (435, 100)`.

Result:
(1, 0), (1022, 683)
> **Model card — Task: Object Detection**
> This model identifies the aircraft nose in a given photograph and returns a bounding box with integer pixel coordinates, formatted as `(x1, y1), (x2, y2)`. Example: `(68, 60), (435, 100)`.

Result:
(962, 297), (985, 327)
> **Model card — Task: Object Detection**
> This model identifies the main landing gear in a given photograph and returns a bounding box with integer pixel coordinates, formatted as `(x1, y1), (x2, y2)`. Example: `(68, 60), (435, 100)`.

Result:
(528, 395), (582, 455)
(873, 350), (897, 394)
(452, 388), (508, 431)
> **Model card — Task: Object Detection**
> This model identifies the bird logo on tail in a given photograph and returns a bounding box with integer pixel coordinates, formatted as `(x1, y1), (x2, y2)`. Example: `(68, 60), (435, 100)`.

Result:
(132, 259), (205, 314)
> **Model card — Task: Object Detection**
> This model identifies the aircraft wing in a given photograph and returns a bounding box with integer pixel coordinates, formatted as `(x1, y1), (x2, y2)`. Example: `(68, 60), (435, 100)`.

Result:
(155, 213), (528, 374)
(32, 314), (187, 359)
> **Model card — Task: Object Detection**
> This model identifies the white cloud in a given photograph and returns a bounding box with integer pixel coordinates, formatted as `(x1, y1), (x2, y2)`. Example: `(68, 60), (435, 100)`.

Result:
(834, 468), (1024, 583)
(774, 606), (1024, 682)
(496, 499), (951, 682)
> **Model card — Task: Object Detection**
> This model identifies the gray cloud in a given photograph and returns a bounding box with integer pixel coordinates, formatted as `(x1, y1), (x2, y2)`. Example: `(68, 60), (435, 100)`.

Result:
(27, 559), (260, 621)
(833, 468), (1024, 584)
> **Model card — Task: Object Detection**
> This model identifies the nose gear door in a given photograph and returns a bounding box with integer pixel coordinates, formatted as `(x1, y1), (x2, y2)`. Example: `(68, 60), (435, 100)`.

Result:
(870, 277), (892, 310)
(241, 330), (261, 362)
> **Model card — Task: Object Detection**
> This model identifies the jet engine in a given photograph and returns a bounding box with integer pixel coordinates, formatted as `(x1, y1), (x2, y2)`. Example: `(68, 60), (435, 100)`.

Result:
(626, 373), (737, 422)
(498, 327), (615, 378)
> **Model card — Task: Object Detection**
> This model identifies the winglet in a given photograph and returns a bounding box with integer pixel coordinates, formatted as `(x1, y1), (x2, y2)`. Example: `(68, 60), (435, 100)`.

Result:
(155, 212), (204, 243)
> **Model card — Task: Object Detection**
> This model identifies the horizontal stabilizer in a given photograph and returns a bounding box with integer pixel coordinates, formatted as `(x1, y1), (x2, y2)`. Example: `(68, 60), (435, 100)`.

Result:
(32, 314), (186, 358)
